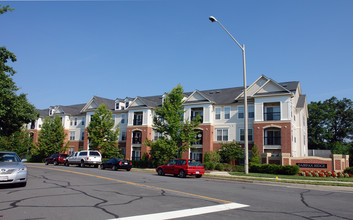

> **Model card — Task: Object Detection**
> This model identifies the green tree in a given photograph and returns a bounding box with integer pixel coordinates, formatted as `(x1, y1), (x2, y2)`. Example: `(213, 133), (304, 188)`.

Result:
(146, 84), (201, 165)
(33, 115), (67, 161)
(249, 144), (261, 165)
(1, 47), (38, 137)
(219, 141), (244, 163)
(308, 97), (353, 150)
(87, 104), (120, 158)
(0, 128), (34, 158)
(203, 151), (221, 164)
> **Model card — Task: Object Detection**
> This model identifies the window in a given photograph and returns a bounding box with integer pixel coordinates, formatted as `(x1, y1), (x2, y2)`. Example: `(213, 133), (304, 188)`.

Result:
(224, 107), (231, 119)
(81, 132), (85, 141)
(70, 119), (73, 126)
(132, 131), (142, 144)
(248, 106), (254, 118)
(264, 104), (280, 121)
(240, 129), (253, 141)
(191, 108), (203, 122)
(192, 130), (203, 145)
(121, 132), (126, 141)
(81, 117), (85, 125)
(74, 118), (77, 126)
(69, 131), (75, 141)
(238, 106), (244, 119)
(121, 114), (125, 124)
(215, 108), (221, 120)
(216, 129), (228, 141)
(133, 112), (143, 125)
(264, 129), (281, 145)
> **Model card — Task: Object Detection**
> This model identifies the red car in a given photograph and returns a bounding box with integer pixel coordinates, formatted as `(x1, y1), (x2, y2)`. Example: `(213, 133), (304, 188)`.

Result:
(156, 159), (205, 178)
(45, 154), (68, 165)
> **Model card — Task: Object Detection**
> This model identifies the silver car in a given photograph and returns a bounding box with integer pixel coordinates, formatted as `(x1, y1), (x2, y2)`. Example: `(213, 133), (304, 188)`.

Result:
(0, 151), (28, 187)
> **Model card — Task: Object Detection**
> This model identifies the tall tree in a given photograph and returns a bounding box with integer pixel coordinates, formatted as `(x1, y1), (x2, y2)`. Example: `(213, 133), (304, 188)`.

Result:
(87, 104), (120, 158)
(308, 97), (353, 151)
(146, 84), (201, 165)
(33, 115), (67, 160)
(0, 128), (34, 157)
(1, 46), (38, 136)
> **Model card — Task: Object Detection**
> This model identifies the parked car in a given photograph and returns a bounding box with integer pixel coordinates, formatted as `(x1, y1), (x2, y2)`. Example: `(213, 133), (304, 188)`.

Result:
(65, 150), (102, 167)
(100, 158), (132, 171)
(156, 159), (205, 178)
(0, 151), (28, 187)
(45, 153), (68, 165)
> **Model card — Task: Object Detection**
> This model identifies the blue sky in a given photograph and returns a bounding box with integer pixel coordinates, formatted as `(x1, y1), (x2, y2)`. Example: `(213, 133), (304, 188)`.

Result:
(2, 0), (353, 109)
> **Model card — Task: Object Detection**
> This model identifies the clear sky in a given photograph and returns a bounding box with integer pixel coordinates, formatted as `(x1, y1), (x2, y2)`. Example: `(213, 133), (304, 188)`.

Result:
(2, 0), (353, 109)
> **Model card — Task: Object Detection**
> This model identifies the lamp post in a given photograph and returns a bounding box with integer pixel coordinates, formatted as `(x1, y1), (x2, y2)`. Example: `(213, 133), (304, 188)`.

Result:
(209, 16), (249, 174)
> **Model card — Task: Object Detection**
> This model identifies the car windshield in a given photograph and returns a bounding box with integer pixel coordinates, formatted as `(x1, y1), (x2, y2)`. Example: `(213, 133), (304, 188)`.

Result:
(0, 152), (21, 162)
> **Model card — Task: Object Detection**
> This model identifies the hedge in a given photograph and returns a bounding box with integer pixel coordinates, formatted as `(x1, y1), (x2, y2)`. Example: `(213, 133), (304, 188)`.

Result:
(344, 167), (353, 175)
(250, 164), (300, 175)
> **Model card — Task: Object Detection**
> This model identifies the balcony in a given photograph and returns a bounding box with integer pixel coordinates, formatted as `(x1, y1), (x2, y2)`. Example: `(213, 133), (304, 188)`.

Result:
(133, 118), (143, 125)
(264, 112), (280, 121)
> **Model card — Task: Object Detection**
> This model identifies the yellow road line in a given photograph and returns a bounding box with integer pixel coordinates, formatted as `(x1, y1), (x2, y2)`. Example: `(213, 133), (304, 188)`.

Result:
(29, 165), (232, 204)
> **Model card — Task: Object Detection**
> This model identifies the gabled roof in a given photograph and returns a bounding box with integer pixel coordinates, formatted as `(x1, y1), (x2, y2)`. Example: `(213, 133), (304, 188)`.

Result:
(235, 75), (298, 100)
(81, 96), (115, 112)
(183, 90), (213, 105)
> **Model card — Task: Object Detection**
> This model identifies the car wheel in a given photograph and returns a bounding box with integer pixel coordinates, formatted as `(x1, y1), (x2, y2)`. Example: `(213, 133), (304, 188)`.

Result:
(100, 165), (105, 170)
(112, 165), (117, 171)
(94, 165), (98, 168)
(178, 169), (186, 178)
(157, 168), (164, 176)
(53, 161), (58, 166)
(80, 161), (85, 167)
(65, 161), (69, 166)
(45, 161), (48, 165)
(126, 168), (131, 171)
(196, 175), (202, 178)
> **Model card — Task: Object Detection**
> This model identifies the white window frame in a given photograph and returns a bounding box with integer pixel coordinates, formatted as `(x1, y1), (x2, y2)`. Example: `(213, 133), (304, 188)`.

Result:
(216, 128), (228, 141)
(215, 107), (221, 120)
(69, 131), (76, 141)
(240, 128), (253, 141)
(238, 106), (244, 119)
(224, 107), (231, 119)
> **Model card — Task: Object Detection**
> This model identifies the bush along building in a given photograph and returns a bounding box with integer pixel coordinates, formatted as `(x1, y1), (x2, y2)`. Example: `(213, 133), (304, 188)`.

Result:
(25, 75), (349, 171)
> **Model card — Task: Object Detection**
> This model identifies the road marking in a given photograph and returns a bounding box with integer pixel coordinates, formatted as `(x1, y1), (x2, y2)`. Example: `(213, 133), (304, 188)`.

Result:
(109, 202), (249, 220)
(29, 165), (234, 204)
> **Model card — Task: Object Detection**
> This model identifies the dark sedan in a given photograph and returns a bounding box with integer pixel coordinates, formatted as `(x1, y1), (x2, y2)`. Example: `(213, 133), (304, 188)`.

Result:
(100, 158), (132, 171)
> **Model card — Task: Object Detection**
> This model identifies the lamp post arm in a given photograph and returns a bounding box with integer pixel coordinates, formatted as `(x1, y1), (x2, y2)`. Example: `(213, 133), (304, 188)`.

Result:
(215, 21), (244, 51)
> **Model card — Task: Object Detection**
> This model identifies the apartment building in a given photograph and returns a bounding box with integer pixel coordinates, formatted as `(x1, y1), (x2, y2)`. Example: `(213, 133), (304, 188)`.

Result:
(26, 75), (308, 162)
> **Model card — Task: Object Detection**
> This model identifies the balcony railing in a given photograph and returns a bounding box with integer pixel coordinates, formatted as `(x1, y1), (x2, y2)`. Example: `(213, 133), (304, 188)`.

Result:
(191, 116), (203, 123)
(264, 137), (281, 145)
(133, 118), (143, 125)
(132, 137), (142, 144)
(264, 112), (280, 121)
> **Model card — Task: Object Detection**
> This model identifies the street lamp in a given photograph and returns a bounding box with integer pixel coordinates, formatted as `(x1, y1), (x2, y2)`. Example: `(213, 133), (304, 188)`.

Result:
(209, 16), (249, 174)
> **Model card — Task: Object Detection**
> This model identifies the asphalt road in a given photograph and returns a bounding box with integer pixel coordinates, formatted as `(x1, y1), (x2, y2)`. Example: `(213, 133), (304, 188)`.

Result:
(0, 164), (352, 220)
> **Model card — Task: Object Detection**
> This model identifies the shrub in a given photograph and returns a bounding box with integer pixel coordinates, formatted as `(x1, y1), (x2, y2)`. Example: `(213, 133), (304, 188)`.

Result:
(249, 164), (299, 175)
(204, 151), (221, 164)
(203, 162), (215, 170)
(344, 167), (353, 175)
(223, 163), (232, 171)
(215, 163), (224, 171)
(231, 165), (244, 172)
